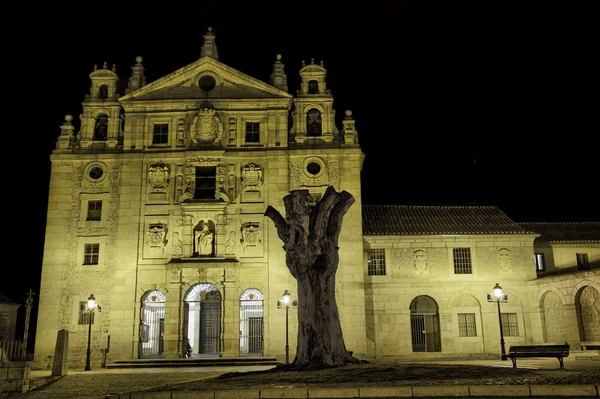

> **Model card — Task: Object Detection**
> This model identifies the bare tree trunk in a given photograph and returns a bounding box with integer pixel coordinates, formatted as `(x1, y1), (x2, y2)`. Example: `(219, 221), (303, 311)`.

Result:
(265, 186), (365, 370)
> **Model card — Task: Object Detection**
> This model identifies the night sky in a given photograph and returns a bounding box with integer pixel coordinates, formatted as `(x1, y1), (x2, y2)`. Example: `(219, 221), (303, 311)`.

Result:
(5, 3), (598, 343)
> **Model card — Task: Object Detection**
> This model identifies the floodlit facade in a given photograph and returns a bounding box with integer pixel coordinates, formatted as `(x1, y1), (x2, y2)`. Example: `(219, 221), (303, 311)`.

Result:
(34, 28), (600, 368)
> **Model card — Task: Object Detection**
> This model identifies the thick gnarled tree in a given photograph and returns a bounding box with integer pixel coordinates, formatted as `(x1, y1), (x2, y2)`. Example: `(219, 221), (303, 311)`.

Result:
(265, 186), (364, 370)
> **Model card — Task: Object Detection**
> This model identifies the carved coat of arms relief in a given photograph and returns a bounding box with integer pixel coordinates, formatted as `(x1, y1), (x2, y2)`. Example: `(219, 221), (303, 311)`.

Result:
(190, 107), (223, 145)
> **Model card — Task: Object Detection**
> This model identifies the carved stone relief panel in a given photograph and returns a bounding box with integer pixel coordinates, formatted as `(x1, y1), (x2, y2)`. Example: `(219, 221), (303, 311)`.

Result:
(327, 159), (340, 189)
(413, 249), (428, 274)
(228, 117), (236, 145)
(240, 222), (262, 255)
(241, 163), (263, 203)
(147, 162), (170, 203)
(225, 218), (236, 255)
(144, 222), (168, 259)
(177, 118), (185, 147)
(498, 248), (512, 272)
(190, 106), (223, 145)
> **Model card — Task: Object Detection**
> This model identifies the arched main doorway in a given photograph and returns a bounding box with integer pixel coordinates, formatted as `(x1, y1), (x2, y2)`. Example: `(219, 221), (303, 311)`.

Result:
(239, 288), (264, 356)
(410, 295), (441, 352)
(184, 283), (222, 357)
(139, 290), (166, 359)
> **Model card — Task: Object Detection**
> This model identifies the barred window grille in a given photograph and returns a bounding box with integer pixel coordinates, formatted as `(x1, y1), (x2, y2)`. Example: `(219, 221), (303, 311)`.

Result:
(245, 122), (260, 143)
(86, 200), (102, 221)
(453, 248), (472, 274)
(153, 123), (169, 145)
(78, 301), (95, 325)
(367, 249), (386, 276)
(458, 313), (477, 337)
(84, 243), (100, 265)
(534, 253), (545, 271)
(501, 313), (519, 336)
(576, 253), (590, 270)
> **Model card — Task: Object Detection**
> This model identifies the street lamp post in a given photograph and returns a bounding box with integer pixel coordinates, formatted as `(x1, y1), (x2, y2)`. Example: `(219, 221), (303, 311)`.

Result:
(283, 290), (290, 364)
(277, 290), (297, 365)
(487, 283), (508, 361)
(84, 294), (100, 371)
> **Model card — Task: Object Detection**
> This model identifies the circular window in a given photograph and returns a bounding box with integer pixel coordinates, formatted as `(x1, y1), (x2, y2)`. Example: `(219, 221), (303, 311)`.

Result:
(89, 167), (104, 180)
(303, 157), (326, 179)
(199, 75), (216, 91)
(84, 162), (108, 183)
(306, 162), (321, 176)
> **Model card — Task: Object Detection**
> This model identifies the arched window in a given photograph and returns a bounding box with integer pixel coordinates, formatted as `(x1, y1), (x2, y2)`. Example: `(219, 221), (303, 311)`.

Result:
(306, 109), (322, 137)
(98, 85), (109, 99)
(94, 114), (108, 141)
(308, 80), (319, 94)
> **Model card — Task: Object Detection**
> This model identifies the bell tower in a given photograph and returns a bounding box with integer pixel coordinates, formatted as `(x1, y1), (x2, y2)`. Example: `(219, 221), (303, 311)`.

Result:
(290, 58), (338, 144)
(79, 62), (122, 150)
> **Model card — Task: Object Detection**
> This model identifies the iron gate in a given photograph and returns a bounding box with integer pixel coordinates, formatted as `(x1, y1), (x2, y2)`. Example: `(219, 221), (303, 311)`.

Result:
(139, 290), (166, 359)
(410, 295), (441, 352)
(240, 288), (264, 356)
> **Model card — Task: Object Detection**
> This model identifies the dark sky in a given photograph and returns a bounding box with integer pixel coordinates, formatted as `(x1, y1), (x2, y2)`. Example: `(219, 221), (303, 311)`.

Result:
(5, 2), (599, 338)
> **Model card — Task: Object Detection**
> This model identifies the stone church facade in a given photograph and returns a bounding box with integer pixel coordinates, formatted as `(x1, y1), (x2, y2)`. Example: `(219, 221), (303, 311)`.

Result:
(34, 28), (599, 368)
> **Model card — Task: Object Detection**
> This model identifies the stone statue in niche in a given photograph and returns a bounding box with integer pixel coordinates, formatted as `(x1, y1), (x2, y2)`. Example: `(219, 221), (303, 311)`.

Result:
(413, 249), (428, 274)
(147, 223), (168, 250)
(241, 222), (261, 252)
(147, 162), (170, 189)
(498, 248), (512, 272)
(194, 219), (215, 257)
(241, 163), (263, 188)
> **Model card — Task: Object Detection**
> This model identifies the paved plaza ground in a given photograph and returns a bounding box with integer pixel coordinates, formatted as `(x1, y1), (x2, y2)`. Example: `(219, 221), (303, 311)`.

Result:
(9, 357), (600, 399)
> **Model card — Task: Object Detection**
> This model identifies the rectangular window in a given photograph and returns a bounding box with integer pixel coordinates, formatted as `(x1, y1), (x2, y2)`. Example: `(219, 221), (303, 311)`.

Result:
(86, 200), (102, 221)
(576, 253), (590, 270)
(194, 166), (217, 200)
(458, 313), (477, 337)
(84, 243), (100, 265)
(453, 248), (472, 274)
(501, 313), (519, 336)
(78, 301), (95, 325)
(534, 253), (545, 271)
(367, 249), (386, 276)
(245, 122), (260, 143)
(152, 123), (169, 145)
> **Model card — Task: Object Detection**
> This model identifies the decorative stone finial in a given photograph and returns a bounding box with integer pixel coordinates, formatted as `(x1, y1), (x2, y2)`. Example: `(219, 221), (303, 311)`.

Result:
(103, 61), (107, 69)
(136, 56), (143, 64)
(320, 60), (324, 67)
(93, 65), (97, 71)
(310, 58), (315, 64)
(345, 110), (352, 118)
(201, 26), (219, 60)
(276, 54), (282, 61)
(270, 53), (288, 92)
(112, 64), (116, 73)
(65, 114), (73, 123)
(302, 60), (305, 67)
(127, 55), (147, 94)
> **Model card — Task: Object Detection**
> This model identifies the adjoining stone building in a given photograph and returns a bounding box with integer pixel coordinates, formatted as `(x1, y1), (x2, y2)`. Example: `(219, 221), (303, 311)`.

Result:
(34, 28), (599, 368)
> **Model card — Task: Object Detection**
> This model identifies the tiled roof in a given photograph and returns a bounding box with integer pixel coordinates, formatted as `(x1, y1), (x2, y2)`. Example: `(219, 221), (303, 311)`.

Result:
(362, 205), (532, 235)
(0, 293), (18, 304)
(517, 222), (600, 242)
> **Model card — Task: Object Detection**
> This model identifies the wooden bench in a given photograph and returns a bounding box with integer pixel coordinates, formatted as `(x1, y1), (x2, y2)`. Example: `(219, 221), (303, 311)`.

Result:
(507, 344), (570, 369)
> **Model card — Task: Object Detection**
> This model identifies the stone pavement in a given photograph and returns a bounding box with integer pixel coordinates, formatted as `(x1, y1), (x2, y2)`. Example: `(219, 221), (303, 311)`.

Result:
(7, 357), (600, 399)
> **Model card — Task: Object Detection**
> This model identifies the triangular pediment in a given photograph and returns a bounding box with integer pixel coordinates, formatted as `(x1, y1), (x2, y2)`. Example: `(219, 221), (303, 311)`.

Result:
(119, 57), (292, 102)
